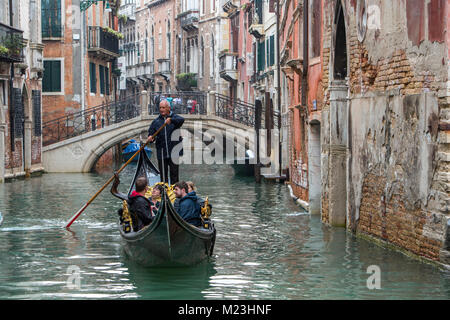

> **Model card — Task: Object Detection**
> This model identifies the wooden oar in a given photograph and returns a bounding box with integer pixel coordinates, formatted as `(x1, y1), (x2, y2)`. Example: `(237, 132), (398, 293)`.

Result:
(65, 122), (168, 229)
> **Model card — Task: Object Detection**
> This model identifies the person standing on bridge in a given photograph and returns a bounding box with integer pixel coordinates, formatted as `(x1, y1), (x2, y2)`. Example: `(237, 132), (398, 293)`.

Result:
(147, 99), (185, 185)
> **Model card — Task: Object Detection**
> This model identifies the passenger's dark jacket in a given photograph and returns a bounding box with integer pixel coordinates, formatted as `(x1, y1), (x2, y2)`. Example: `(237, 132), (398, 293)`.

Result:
(148, 112), (185, 159)
(177, 192), (202, 227)
(127, 191), (153, 231)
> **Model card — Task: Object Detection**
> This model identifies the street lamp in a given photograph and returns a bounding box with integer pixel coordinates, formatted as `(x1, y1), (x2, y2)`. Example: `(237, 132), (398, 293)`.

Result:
(80, 0), (111, 12)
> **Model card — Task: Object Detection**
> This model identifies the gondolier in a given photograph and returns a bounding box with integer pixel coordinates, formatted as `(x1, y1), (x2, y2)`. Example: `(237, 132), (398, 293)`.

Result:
(147, 99), (184, 185)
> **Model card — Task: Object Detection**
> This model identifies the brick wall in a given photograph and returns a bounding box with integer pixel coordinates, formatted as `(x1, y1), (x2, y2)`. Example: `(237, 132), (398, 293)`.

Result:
(319, 0), (449, 264)
(358, 173), (443, 261)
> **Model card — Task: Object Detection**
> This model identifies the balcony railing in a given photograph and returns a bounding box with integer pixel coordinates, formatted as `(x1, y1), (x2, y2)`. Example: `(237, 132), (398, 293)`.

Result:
(136, 62), (154, 78)
(248, 0), (264, 38)
(0, 22), (24, 63)
(157, 58), (170, 75)
(87, 26), (120, 60)
(219, 52), (238, 82)
(222, 0), (239, 13)
(179, 10), (199, 31)
(126, 65), (136, 78)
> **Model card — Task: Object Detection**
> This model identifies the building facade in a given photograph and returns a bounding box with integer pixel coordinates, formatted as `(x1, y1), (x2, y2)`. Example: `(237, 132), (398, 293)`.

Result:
(283, 0), (450, 266)
(41, 0), (120, 125)
(0, 0), (44, 182)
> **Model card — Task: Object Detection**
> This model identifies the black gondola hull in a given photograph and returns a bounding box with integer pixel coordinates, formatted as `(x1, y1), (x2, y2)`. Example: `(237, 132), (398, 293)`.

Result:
(116, 148), (216, 267)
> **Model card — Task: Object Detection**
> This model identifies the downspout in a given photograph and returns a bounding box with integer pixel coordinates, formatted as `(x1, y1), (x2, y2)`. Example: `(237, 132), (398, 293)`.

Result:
(9, 0), (15, 152)
(302, 0), (308, 110)
(276, 0), (282, 178)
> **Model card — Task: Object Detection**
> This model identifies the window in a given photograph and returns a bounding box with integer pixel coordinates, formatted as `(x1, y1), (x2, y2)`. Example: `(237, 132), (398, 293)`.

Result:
(32, 90), (42, 136)
(105, 67), (110, 95)
(43, 60), (62, 92)
(0, 81), (6, 106)
(210, 37), (214, 77)
(269, 35), (275, 66)
(90, 62), (97, 94)
(99, 65), (105, 95)
(310, 0), (322, 58)
(257, 41), (265, 72)
(166, 21), (171, 58)
(200, 37), (204, 77)
(42, 0), (62, 38)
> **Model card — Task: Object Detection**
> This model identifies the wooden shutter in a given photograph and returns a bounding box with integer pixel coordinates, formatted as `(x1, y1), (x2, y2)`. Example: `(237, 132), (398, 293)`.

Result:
(41, 0), (49, 37)
(43, 60), (61, 92)
(257, 41), (265, 72)
(99, 65), (105, 95)
(32, 90), (42, 136)
(90, 63), (97, 93)
(51, 61), (61, 92)
(105, 67), (110, 95)
(269, 35), (275, 66)
(43, 60), (51, 92)
(13, 88), (23, 138)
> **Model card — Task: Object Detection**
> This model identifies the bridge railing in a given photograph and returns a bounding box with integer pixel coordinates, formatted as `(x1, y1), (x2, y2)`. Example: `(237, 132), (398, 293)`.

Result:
(42, 94), (141, 146)
(214, 93), (280, 129)
(148, 91), (207, 116)
(215, 93), (256, 127)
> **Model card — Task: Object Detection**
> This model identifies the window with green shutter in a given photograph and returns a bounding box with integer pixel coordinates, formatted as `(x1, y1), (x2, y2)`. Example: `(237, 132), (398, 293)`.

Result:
(105, 67), (110, 95)
(269, 35), (275, 66)
(257, 41), (265, 72)
(42, 0), (62, 38)
(43, 60), (61, 92)
(99, 65), (105, 95)
(90, 63), (97, 94)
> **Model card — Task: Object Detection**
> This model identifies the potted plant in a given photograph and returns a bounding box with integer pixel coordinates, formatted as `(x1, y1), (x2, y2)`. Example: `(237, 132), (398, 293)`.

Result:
(176, 73), (197, 91)
(1, 34), (24, 57)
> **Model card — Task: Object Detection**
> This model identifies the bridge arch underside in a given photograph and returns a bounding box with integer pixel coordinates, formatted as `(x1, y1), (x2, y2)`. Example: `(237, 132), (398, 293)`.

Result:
(43, 116), (255, 173)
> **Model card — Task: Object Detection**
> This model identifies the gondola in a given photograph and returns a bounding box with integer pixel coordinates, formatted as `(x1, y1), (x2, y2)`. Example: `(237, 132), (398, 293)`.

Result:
(111, 149), (216, 267)
(122, 139), (152, 163)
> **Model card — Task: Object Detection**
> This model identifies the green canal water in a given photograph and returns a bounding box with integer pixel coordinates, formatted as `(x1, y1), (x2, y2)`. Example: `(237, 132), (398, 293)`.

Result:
(0, 163), (449, 300)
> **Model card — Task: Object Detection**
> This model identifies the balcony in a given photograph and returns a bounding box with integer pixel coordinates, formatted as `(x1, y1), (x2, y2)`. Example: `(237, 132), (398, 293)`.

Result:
(136, 62), (154, 79)
(222, 0), (239, 13)
(219, 51), (238, 82)
(126, 65), (137, 79)
(0, 22), (24, 63)
(179, 10), (199, 32)
(157, 58), (170, 75)
(118, 3), (136, 21)
(87, 26), (120, 61)
(248, 1), (264, 39)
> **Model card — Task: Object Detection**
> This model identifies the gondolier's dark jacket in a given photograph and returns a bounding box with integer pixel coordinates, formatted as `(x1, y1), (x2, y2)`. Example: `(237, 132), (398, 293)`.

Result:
(128, 191), (153, 231)
(177, 192), (202, 227)
(148, 112), (185, 160)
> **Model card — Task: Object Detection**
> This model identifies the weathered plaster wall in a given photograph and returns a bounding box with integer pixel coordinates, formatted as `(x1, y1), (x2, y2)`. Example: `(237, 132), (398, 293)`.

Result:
(349, 92), (445, 261)
(320, 0), (450, 264)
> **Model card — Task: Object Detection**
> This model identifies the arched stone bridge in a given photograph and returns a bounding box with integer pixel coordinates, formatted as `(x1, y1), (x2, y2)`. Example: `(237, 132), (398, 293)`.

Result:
(43, 108), (259, 173)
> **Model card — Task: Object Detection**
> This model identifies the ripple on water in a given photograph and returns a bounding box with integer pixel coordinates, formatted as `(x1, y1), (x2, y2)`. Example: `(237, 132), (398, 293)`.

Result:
(0, 164), (449, 300)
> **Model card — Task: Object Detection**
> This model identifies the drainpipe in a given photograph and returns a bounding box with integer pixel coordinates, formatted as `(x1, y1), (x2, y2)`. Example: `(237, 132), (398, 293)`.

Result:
(81, 10), (86, 116)
(276, 0), (282, 178)
(302, 0), (309, 110)
(9, 0), (15, 152)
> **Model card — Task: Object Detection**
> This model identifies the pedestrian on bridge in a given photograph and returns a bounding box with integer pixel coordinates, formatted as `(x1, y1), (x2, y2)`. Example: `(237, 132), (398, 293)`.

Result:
(147, 99), (185, 185)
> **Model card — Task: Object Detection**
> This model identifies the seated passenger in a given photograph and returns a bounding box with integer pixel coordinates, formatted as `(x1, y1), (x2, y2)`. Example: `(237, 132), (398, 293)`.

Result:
(186, 181), (205, 207)
(150, 184), (164, 217)
(173, 181), (202, 227)
(128, 176), (154, 231)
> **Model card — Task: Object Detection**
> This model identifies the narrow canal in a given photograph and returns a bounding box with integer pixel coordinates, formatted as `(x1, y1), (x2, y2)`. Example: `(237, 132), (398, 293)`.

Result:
(0, 163), (449, 299)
